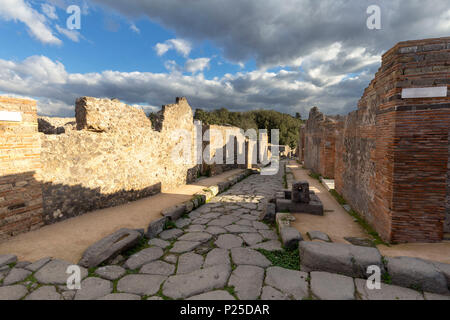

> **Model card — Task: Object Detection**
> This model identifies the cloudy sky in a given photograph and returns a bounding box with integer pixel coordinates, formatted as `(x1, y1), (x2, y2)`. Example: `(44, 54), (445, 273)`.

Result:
(0, 0), (449, 117)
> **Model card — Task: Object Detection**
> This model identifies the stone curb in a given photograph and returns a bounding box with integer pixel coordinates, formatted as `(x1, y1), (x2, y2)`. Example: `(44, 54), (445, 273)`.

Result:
(275, 212), (302, 250)
(298, 241), (450, 295)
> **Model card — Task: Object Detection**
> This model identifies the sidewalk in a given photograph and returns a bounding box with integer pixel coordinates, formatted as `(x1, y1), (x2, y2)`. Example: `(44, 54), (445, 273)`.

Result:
(0, 169), (244, 264)
(287, 161), (368, 243)
(288, 161), (450, 264)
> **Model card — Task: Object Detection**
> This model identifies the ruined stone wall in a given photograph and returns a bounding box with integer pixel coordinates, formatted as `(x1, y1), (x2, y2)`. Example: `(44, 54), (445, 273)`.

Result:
(304, 108), (340, 178)
(39, 97), (199, 224)
(201, 124), (243, 176)
(305, 37), (450, 243)
(298, 125), (305, 162)
(0, 97), (44, 240)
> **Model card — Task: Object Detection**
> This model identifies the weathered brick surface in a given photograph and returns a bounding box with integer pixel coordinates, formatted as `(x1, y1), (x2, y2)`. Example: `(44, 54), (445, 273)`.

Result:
(304, 36), (450, 243)
(304, 107), (341, 178)
(0, 97), (44, 240)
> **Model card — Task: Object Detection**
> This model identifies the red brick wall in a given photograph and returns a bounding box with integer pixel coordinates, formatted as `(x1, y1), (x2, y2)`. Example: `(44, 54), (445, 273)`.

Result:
(307, 36), (450, 243)
(0, 97), (44, 240)
(304, 108), (341, 179)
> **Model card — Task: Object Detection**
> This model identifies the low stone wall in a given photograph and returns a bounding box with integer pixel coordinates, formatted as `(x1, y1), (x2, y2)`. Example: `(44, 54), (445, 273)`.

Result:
(301, 37), (450, 243)
(39, 97), (199, 224)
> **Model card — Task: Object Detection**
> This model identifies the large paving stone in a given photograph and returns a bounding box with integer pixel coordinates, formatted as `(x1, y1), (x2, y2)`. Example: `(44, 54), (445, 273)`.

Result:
(260, 286), (290, 300)
(355, 278), (423, 300)
(215, 234), (243, 249)
(117, 274), (167, 296)
(146, 216), (167, 238)
(34, 259), (88, 285)
(124, 247), (164, 270)
(3, 268), (31, 285)
(432, 261), (450, 286)
(259, 229), (279, 240)
(175, 218), (191, 229)
(205, 226), (227, 235)
(265, 266), (309, 300)
(225, 225), (257, 234)
(178, 232), (212, 243)
(253, 221), (269, 230)
(186, 225), (206, 232)
(15, 261), (31, 269)
(74, 277), (113, 300)
(187, 290), (235, 300)
(99, 293), (141, 300)
(228, 265), (264, 300)
(299, 241), (383, 278)
(208, 219), (233, 227)
(280, 227), (303, 250)
(0, 285), (28, 300)
(95, 265), (126, 281)
(251, 240), (283, 251)
(25, 257), (51, 272)
(170, 241), (202, 253)
(148, 238), (171, 249)
(310, 271), (355, 300)
(240, 233), (263, 246)
(79, 228), (142, 268)
(424, 292), (450, 300)
(204, 248), (230, 268)
(386, 257), (449, 295)
(25, 286), (61, 300)
(177, 253), (204, 274)
(140, 261), (175, 276)
(308, 230), (331, 242)
(162, 265), (231, 299)
(231, 248), (271, 268)
(236, 219), (253, 227)
(159, 228), (184, 241)
(0, 254), (17, 268)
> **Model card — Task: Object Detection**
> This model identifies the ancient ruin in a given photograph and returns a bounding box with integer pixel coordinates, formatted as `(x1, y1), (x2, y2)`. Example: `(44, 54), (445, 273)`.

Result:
(0, 96), (267, 240)
(300, 37), (450, 243)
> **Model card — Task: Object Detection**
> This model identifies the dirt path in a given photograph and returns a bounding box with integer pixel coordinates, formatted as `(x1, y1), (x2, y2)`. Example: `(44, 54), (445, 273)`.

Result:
(0, 169), (244, 263)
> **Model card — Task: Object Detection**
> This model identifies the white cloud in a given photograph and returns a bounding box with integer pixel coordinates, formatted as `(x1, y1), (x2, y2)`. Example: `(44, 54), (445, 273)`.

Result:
(185, 58), (210, 74)
(130, 23), (140, 33)
(41, 3), (58, 20)
(0, 55), (375, 118)
(0, 0), (61, 45)
(56, 25), (81, 42)
(154, 38), (192, 57)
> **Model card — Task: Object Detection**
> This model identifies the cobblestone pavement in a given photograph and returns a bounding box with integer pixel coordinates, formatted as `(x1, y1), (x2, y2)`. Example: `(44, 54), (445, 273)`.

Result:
(1, 165), (449, 300)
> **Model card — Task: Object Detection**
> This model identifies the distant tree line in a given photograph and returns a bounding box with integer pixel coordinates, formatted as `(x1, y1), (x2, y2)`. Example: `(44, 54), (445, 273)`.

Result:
(193, 108), (304, 149)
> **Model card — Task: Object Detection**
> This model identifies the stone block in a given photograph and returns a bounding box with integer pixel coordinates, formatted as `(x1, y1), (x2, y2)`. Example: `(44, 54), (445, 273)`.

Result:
(299, 241), (383, 278)
(280, 227), (302, 249)
(162, 204), (186, 221)
(79, 228), (142, 268)
(146, 216), (168, 238)
(386, 257), (449, 295)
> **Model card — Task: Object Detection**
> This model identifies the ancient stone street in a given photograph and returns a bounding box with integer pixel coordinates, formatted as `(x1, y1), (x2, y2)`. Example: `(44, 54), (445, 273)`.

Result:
(1, 165), (449, 300)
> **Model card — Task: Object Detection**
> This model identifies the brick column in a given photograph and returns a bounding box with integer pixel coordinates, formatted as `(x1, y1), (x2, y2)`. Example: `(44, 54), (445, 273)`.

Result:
(0, 97), (43, 240)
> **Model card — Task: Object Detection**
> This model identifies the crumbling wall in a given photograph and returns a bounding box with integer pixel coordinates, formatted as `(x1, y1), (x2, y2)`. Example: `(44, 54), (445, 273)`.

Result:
(304, 37), (450, 243)
(304, 107), (340, 178)
(39, 97), (199, 224)
(0, 97), (44, 240)
(201, 124), (243, 176)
